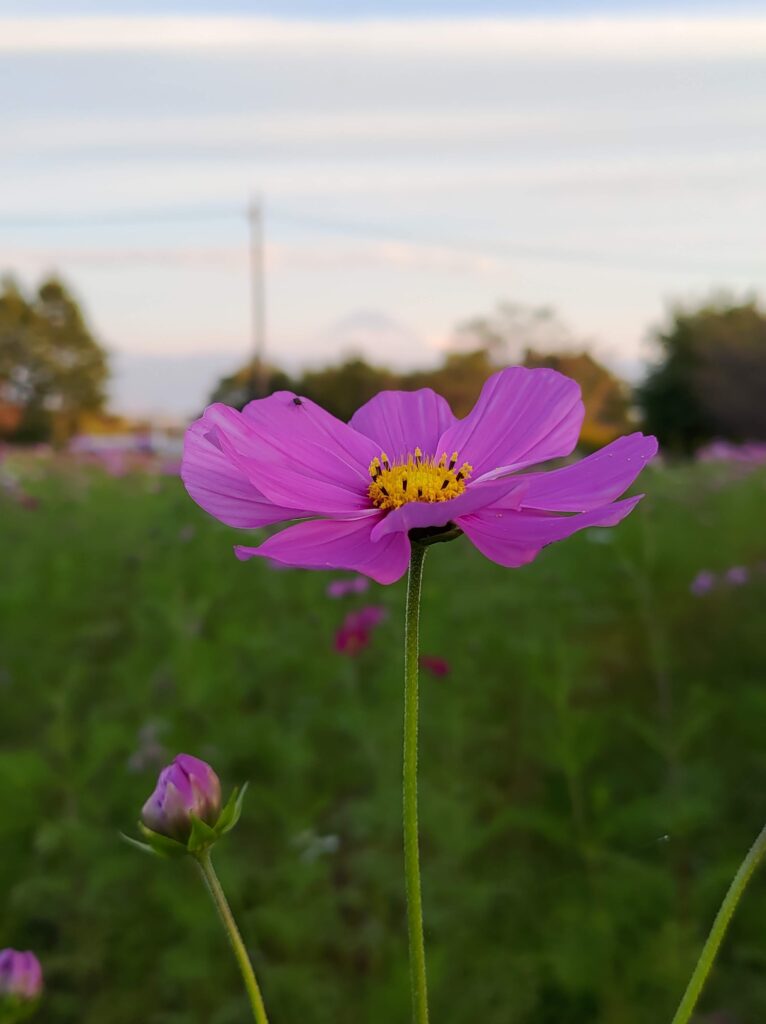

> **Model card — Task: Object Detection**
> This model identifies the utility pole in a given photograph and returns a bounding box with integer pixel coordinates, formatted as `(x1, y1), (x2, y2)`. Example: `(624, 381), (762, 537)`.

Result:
(247, 196), (267, 399)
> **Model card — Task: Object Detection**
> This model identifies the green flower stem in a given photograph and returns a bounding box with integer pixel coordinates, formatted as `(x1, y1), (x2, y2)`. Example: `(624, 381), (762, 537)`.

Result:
(671, 821), (766, 1024)
(403, 542), (430, 1024)
(195, 848), (270, 1024)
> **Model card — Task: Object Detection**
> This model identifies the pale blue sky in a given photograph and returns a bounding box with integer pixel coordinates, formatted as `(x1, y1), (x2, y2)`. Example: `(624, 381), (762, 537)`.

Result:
(2, 7), (765, 415)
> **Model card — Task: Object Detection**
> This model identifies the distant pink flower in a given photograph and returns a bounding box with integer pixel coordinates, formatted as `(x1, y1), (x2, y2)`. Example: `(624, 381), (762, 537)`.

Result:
(326, 575), (371, 598)
(0, 949), (42, 1002)
(334, 605), (387, 656)
(690, 570), (716, 596)
(0, 474), (38, 509)
(697, 440), (766, 465)
(99, 450), (129, 477)
(182, 368), (657, 584)
(724, 566), (749, 587)
(419, 655), (451, 677)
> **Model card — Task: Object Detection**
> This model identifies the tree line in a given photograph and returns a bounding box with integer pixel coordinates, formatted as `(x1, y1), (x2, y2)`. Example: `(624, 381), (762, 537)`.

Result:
(2, 273), (765, 454)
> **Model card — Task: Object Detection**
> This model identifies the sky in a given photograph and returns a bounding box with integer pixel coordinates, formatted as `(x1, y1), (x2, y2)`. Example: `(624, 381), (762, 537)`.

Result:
(2, 2), (765, 417)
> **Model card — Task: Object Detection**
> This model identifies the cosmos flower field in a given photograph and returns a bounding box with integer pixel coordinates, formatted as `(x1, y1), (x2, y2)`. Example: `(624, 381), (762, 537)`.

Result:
(1, 451), (765, 1023)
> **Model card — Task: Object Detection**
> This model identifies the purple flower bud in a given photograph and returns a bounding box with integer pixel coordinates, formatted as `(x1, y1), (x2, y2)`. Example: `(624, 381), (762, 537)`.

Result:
(0, 949), (43, 1002)
(141, 753), (222, 843)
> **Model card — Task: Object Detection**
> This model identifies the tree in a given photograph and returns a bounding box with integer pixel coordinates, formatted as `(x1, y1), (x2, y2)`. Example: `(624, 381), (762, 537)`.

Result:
(209, 360), (296, 411)
(0, 275), (109, 442)
(637, 297), (766, 453)
(299, 357), (398, 422)
(206, 301), (633, 447)
(453, 302), (575, 364)
(404, 347), (496, 417)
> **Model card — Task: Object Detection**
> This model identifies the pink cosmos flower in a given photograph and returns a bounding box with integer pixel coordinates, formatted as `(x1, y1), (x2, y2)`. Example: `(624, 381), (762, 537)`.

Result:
(182, 367), (657, 584)
(0, 949), (43, 1001)
(326, 575), (371, 598)
(334, 605), (388, 656)
(419, 655), (451, 678)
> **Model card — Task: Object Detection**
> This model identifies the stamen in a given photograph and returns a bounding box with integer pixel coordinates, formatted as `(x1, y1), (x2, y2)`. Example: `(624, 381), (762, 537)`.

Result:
(367, 448), (472, 511)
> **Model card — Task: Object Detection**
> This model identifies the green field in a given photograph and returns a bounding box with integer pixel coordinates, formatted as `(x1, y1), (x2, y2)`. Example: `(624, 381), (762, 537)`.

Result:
(2, 457), (765, 1023)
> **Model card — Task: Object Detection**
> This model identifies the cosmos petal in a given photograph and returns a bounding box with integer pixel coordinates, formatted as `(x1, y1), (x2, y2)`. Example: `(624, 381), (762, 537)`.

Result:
(436, 367), (584, 479)
(349, 388), (457, 459)
(457, 496), (642, 568)
(235, 515), (411, 584)
(519, 433), (658, 512)
(181, 418), (310, 527)
(206, 393), (379, 514)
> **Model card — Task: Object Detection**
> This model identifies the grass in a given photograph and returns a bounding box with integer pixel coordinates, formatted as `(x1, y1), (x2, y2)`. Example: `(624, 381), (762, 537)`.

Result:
(1, 455), (765, 1023)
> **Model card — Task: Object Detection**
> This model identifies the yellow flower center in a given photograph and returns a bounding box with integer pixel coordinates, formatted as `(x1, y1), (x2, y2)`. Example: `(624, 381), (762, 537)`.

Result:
(367, 448), (473, 511)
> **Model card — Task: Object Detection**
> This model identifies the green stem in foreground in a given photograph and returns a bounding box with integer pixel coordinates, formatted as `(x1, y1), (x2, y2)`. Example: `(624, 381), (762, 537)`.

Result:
(403, 542), (430, 1024)
(195, 849), (270, 1024)
(671, 821), (766, 1024)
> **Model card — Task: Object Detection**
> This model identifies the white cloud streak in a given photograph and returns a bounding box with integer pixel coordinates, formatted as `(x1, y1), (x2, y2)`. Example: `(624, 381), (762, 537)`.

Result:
(1, 15), (766, 58)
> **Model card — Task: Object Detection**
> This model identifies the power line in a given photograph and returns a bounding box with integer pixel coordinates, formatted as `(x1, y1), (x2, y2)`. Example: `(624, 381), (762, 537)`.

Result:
(0, 201), (761, 278)
(0, 204), (242, 228)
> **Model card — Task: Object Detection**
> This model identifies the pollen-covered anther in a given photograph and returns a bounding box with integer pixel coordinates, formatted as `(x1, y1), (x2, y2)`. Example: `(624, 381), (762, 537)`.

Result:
(367, 449), (472, 511)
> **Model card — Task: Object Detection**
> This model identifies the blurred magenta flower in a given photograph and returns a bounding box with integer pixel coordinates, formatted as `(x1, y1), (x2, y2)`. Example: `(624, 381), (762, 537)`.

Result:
(141, 753), (222, 843)
(724, 566), (749, 587)
(334, 605), (387, 656)
(690, 570), (716, 596)
(182, 368), (656, 583)
(697, 440), (766, 465)
(0, 949), (42, 1002)
(326, 575), (371, 598)
(419, 655), (451, 678)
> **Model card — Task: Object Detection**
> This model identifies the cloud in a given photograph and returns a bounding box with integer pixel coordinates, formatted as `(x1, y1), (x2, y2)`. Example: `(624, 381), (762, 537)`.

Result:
(3, 237), (507, 276)
(1, 15), (766, 58)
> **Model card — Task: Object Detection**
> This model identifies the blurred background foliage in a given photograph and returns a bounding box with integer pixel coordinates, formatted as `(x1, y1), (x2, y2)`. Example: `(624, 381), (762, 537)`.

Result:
(3, 275), (766, 455)
(1, 454), (765, 1023)
(0, 277), (109, 446)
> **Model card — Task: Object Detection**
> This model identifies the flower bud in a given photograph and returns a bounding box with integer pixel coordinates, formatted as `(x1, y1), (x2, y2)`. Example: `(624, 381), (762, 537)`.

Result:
(141, 753), (222, 843)
(0, 949), (43, 1005)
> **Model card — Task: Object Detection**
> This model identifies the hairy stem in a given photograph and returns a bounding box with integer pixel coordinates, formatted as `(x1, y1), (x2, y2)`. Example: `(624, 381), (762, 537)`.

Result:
(671, 821), (766, 1024)
(195, 849), (270, 1024)
(403, 542), (430, 1024)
